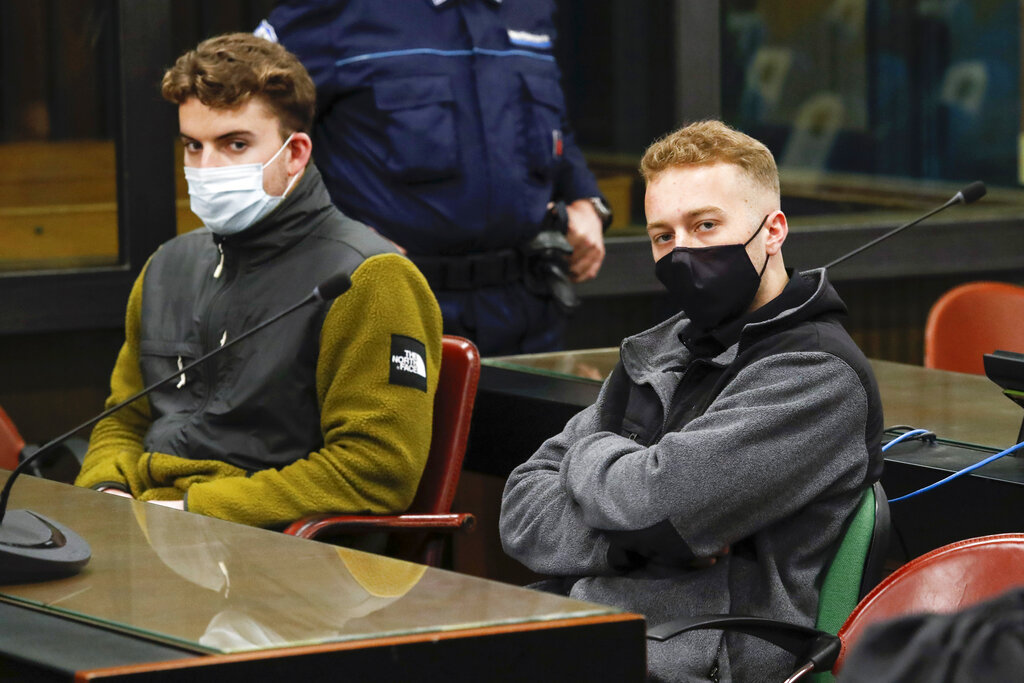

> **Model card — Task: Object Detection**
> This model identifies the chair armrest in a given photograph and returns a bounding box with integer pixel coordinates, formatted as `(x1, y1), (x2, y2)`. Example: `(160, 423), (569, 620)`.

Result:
(285, 513), (476, 540)
(22, 436), (88, 482)
(647, 615), (839, 677)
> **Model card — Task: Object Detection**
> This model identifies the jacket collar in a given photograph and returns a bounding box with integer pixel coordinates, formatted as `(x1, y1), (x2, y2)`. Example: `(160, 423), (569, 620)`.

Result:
(212, 164), (335, 266)
(620, 267), (846, 384)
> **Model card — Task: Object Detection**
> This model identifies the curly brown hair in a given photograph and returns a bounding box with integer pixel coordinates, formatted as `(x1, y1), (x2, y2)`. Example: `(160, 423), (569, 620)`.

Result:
(640, 120), (779, 196)
(161, 32), (315, 137)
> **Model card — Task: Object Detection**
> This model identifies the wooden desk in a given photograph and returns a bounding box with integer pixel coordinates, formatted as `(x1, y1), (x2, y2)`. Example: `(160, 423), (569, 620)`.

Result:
(481, 352), (1024, 447)
(868, 359), (1022, 448)
(0, 474), (645, 682)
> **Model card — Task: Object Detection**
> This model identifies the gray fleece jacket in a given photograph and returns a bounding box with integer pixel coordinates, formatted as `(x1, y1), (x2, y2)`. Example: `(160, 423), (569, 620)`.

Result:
(500, 268), (884, 682)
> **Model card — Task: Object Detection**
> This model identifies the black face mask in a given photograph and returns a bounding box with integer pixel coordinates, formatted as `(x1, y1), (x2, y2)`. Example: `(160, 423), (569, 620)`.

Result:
(654, 215), (770, 330)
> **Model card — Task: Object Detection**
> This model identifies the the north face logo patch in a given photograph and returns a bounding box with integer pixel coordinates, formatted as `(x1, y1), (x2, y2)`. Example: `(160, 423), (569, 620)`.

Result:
(390, 335), (427, 391)
(393, 349), (426, 377)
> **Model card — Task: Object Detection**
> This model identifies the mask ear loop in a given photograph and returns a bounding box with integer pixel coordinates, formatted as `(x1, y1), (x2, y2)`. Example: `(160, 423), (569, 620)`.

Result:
(277, 167), (301, 198)
(743, 214), (769, 246)
(264, 133), (299, 198)
(745, 213), (771, 278)
(262, 132), (296, 170)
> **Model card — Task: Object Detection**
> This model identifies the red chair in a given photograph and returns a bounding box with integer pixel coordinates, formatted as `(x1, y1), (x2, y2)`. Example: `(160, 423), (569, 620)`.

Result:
(0, 405), (27, 472)
(285, 335), (481, 567)
(925, 281), (1024, 374)
(650, 533), (1024, 680)
(835, 533), (1024, 672)
(0, 405), (88, 482)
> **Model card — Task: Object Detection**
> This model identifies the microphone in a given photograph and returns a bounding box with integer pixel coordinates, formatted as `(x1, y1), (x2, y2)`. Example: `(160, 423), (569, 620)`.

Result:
(821, 181), (986, 270)
(0, 272), (352, 584)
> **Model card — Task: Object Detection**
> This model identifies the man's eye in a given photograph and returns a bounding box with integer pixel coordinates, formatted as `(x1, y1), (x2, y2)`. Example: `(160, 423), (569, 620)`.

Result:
(229, 140), (248, 151)
(652, 233), (673, 244)
(184, 141), (201, 153)
(696, 221), (716, 232)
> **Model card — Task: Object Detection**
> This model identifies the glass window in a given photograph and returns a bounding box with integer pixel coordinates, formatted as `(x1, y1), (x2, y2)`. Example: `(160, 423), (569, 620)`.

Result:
(550, 1), (1024, 361)
(0, 0), (119, 272)
(174, 142), (203, 235)
(560, 1), (1024, 228)
(721, 0), (1024, 213)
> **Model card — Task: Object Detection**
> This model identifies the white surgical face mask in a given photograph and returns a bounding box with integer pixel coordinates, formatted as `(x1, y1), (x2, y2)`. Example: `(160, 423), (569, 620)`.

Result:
(184, 133), (298, 236)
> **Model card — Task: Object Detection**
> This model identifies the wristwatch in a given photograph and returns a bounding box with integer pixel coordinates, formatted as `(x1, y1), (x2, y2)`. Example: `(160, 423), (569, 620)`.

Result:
(588, 196), (614, 231)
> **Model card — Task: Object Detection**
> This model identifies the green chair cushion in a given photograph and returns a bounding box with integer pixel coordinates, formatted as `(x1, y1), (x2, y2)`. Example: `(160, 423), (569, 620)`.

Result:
(811, 486), (876, 682)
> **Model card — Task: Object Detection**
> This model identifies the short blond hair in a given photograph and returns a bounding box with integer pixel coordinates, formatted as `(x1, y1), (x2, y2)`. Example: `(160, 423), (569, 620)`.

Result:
(640, 120), (779, 196)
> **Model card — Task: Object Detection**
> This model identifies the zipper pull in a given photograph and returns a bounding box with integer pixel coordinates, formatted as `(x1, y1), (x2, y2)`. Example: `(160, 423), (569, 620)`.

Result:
(213, 243), (225, 279)
(176, 356), (186, 389)
(219, 330), (228, 347)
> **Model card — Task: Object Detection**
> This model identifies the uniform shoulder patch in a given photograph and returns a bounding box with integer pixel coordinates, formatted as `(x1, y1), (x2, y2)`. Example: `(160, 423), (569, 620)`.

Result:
(389, 335), (427, 391)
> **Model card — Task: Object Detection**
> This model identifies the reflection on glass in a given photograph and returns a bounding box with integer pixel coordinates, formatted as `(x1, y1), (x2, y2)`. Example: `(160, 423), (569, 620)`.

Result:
(0, 1), (120, 272)
(487, 348), (618, 383)
(0, 475), (615, 654)
(722, 0), (1024, 207)
(134, 503), (428, 652)
(578, 1), (1024, 240)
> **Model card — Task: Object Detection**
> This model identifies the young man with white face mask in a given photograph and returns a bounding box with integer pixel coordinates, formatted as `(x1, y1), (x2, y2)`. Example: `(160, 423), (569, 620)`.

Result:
(500, 121), (884, 681)
(75, 34), (442, 530)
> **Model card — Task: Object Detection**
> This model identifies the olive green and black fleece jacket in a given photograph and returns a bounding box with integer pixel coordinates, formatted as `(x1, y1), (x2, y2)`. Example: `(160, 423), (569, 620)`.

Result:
(75, 165), (442, 528)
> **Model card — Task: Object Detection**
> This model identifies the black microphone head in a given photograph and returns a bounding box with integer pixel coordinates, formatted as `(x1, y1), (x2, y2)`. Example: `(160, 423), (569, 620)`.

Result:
(314, 272), (353, 300)
(958, 181), (986, 205)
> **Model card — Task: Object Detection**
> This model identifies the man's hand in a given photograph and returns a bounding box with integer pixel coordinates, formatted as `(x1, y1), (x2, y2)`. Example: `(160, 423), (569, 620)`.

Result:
(687, 545), (730, 569)
(565, 199), (606, 282)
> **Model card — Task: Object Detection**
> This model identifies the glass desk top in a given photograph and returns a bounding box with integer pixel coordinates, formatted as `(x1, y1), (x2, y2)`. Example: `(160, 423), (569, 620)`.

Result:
(0, 474), (619, 655)
(486, 351), (1024, 450)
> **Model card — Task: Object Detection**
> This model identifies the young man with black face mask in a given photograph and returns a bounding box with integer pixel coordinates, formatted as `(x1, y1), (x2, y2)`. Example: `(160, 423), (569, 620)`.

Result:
(500, 121), (884, 682)
(75, 34), (442, 529)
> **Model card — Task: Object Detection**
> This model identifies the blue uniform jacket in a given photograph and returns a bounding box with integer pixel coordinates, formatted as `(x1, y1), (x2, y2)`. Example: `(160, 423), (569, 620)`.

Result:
(264, 0), (602, 257)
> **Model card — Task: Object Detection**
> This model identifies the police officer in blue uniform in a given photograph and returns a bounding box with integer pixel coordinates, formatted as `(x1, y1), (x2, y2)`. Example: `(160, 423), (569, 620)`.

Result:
(258, 0), (611, 355)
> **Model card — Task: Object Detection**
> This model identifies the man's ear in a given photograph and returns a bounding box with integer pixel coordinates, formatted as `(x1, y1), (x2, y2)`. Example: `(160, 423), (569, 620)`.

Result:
(286, 132), (313, 174)
(765, 210), (788, 256)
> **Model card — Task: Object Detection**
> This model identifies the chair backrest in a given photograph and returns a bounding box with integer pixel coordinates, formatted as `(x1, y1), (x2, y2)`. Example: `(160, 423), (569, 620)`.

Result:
(645, 482), (891, 682)
(816, 481), (890, 638)
(407, 335), (480, 515)
(835, 533), (1024, 672)
(0, 405), (26, 472)
(924, 281), (1024, 374)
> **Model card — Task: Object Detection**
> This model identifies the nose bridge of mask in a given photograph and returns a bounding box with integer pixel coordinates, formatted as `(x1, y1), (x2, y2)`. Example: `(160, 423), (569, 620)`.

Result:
(669, 213), (769, 255)
(184, 133), (296, 193)
(184, 163), (264, 192)
(185, 133), (298, 234)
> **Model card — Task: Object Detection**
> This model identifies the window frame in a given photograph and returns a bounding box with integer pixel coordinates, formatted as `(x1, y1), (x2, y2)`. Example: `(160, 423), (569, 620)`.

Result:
(0, 0), (176, 334)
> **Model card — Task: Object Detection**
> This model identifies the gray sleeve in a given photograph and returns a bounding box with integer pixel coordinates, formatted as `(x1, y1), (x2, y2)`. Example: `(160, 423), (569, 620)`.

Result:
(561, 351), (871, 556)
(499, 401), (615, 576)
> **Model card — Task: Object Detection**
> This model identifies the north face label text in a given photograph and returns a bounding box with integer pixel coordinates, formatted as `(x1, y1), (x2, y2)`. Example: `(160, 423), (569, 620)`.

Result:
(393, 350), (426, 377)
(389, 335), (427, 391)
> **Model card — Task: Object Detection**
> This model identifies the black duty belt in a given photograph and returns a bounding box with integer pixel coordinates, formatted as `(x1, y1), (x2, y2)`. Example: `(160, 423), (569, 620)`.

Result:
(410, 249), (524, 291)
